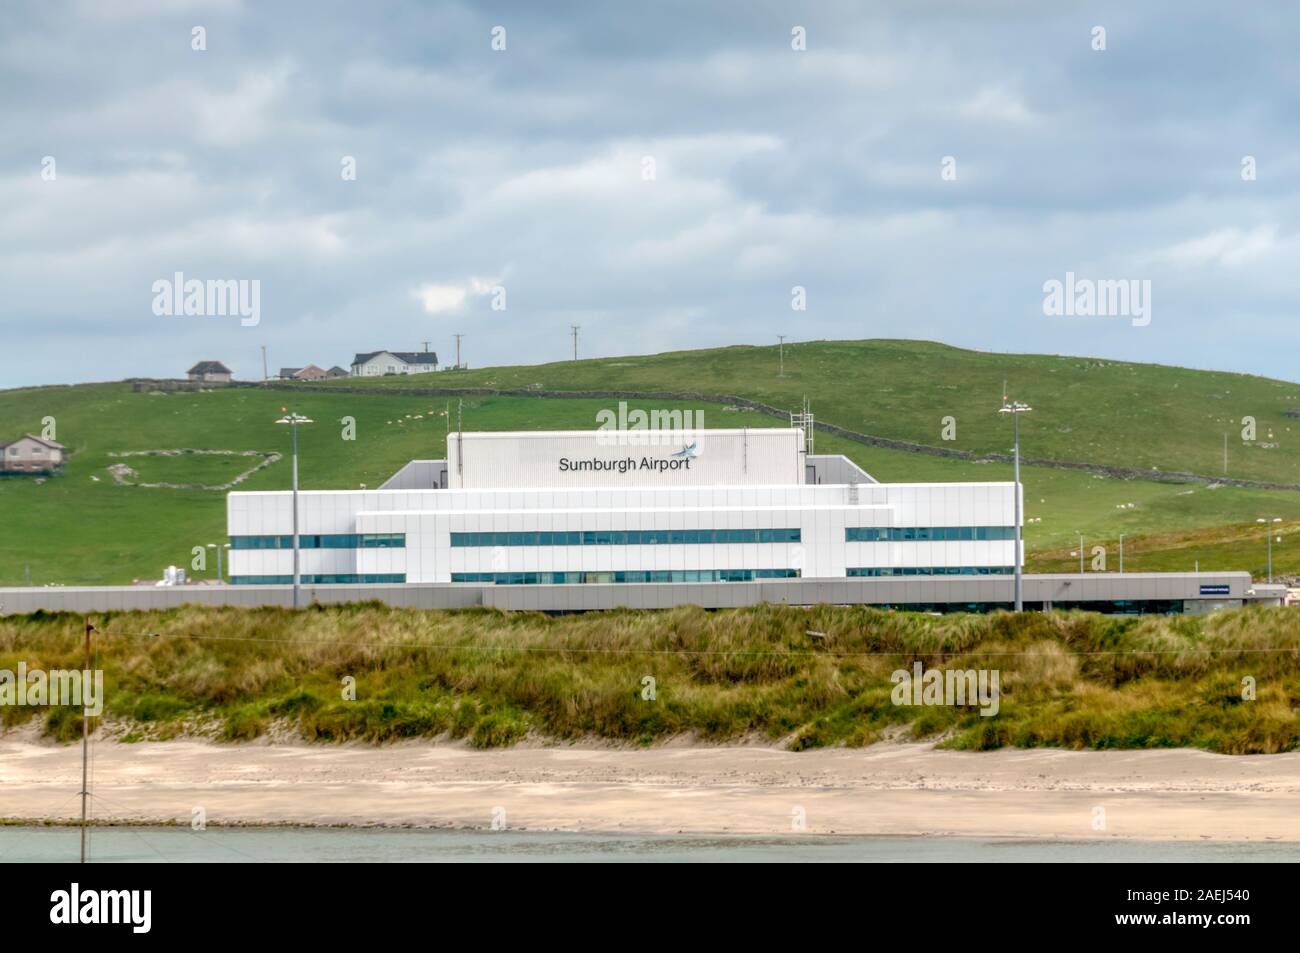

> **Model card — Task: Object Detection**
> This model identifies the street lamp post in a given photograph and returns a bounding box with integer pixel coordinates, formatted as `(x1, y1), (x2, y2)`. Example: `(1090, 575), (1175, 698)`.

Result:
(1256, 518), (1282, 583)
(999, 398), (1032, 611)
(206, 542), (225, 582)
(276, 410), (314, 607)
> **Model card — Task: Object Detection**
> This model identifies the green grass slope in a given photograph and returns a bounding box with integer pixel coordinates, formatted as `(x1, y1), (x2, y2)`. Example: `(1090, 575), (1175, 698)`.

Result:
(3, 340), (1300, 585)
(329, 339), (1300, 487)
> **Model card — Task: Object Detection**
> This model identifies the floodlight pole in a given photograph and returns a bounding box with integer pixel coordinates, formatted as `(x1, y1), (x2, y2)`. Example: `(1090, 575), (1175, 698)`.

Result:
(1000, 398), (1031, 612)
(1258, 518), (1281, 584)
(277, 411), (314, 607)
(207, 542), (224, 582)
(1013, 409), (1022, 611)
(291, 417), (300, 607)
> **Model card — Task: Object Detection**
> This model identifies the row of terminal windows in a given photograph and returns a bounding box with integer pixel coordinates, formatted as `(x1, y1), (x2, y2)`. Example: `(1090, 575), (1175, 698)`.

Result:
(867, 601), (1184, 615)
(846, 527), (1016, 542)
(450, 529), (802, 548)
(229, 573), (407, 585)
(450, 569), (802, 585)
(847, 566), (1015, 577)
(230, 534), (406, 550)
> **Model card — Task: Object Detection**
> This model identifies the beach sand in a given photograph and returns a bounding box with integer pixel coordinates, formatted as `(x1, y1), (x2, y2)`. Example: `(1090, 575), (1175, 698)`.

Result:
(3, 733), (1298, 841)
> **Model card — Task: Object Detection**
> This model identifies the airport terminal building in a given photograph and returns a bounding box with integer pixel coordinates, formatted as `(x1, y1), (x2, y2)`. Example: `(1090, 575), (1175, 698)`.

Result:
(0, 427), (1254, 617)
(226, 429), (1021, 587)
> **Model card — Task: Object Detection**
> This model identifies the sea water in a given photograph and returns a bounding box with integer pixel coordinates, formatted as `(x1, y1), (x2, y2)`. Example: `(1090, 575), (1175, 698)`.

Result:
(2, 827), (1297, 863)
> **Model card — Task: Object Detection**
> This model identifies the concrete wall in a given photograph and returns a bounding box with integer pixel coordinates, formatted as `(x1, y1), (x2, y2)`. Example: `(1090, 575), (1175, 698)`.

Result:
(0, 571), (1251, 616)
(378, 459), (448, 490)
(806, 454), (877, 485)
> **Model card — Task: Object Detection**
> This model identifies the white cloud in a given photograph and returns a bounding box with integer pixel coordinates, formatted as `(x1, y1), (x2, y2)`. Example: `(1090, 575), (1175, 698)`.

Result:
(960, 85), (1036, 124)
(1145, 225), (1280, 268)
(412, 277), (501, 314)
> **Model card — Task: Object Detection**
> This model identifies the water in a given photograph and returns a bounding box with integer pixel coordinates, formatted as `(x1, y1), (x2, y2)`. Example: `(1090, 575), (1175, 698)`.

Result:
(2, 826), (1297, 863)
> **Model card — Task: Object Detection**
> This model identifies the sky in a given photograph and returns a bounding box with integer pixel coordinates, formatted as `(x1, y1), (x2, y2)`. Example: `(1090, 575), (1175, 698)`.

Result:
(3, 0), (1299, 387)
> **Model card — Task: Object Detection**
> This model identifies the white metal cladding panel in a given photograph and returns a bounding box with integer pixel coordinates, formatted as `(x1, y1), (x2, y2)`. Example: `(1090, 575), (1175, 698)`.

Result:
(226, 486), (1016, 533)
(228, 482), (869, 523)
(842, 540), (1016, 570)
(228, 548), (358, 577)
(356, 548), (407, 575)
(448, 429), (805, 489)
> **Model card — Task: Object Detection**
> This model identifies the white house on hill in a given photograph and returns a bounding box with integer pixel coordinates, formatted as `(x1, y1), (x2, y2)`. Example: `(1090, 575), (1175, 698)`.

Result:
(350, 350), (438, 377)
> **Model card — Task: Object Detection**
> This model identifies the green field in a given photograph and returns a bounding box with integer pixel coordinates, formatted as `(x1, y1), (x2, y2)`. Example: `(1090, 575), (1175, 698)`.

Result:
(2, 339), (1300, 585)
(4, 604), (1297, 753)
(328, 340), (1300, 486)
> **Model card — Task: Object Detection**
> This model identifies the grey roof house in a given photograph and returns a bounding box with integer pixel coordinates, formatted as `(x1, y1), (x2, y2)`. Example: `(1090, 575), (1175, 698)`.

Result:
(187, 361), (233, 383)
(279, 364), (328, 381)
(350, 350), (438, 377)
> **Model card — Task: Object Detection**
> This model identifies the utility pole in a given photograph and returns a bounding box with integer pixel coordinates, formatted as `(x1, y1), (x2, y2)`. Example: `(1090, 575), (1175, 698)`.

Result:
(261, 345), (268, 382)
(1079, 535), (1085, 573)
(1223, 433), (1228, 475)
(80, 618), (94, 863)
(454, 333), (463, 370)
(571, 325), (580, 362)
(1119, 534), (1125, 574)
(777, 335), (786, 378)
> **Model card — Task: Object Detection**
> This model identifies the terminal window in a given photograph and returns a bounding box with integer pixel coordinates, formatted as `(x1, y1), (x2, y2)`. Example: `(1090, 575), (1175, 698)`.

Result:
(845, 526), (1016, 542)
(451, 529), (801, 548)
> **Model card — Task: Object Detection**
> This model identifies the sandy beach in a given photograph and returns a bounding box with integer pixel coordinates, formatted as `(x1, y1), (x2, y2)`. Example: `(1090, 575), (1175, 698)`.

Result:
(3, 733), (1298, 841)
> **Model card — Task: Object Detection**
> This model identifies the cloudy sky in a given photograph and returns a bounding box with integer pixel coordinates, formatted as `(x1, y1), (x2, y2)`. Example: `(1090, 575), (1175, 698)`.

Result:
(3, 1), (1298, 387)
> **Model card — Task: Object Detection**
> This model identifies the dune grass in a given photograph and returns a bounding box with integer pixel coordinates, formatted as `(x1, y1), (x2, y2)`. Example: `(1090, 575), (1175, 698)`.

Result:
(2, 603), (1296, 754)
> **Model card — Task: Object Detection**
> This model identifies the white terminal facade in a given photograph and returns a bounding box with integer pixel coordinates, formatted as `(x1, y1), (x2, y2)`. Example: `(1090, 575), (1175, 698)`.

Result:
(226, 429), (1020, 585)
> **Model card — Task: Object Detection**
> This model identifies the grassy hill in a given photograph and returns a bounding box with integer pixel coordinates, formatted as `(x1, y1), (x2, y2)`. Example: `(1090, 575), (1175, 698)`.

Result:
(328, 340), (1300, 486)
(3, 339), (1300, 585)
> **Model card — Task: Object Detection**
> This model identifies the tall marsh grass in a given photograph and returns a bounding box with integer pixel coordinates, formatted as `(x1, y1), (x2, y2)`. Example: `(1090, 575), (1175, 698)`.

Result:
(1, 603), (1296, 753)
